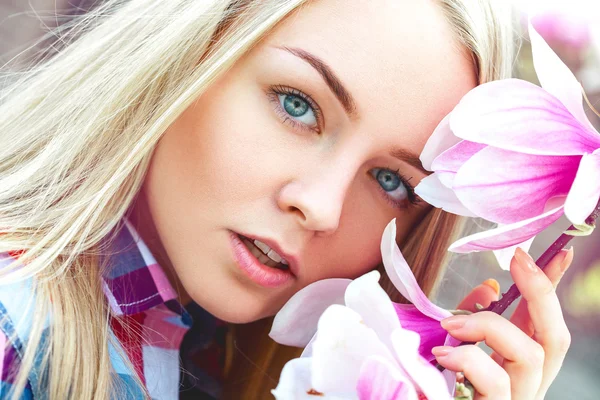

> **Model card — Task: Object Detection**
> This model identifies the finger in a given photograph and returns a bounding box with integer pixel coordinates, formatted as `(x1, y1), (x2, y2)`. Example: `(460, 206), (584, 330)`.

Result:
(433, 345), (510, 400)
(441, 311), (544, 399)
(510, 248), (573, 336)
(511, 248), (572, 399)
(491, 352), (503, 366)
(546, 247), (574, 287)
(457, 279), (500, 312)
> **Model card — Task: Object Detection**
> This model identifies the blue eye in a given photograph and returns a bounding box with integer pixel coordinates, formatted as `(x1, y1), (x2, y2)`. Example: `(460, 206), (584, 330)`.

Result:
(370, 168), (409, 203)
(277, 93), (318, 128)
(283, 94), (309, 117)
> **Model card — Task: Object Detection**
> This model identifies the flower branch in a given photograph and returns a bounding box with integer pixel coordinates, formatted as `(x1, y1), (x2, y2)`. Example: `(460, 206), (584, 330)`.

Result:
(482, 199), (600, 317)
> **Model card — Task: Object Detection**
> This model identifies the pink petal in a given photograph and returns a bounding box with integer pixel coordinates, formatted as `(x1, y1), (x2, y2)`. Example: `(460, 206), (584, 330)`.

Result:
(414, 175), (477, 218)
(441, 334), (460, 395)
(312, 305), (395, 396)
(529, 21), (598, 133)
(390, 329), (453, 400)
(393, 303), (448, 362)
(443, 334), (460, 349)
(493, 237), (535, 271)
(345, 271), (401, 351)
(270, 279), (351, 347)
(453, 147), (579, 224)
(564, 152), (600, 225)
(449, 79), (600, 155)
(532, 12), (591, 49)
(441, 335), (460, 396)
(449, 206), (564, 253)
(442, 370), (457, 398)
(420, 114), (462, 171)
(431, 141), (487, 187)
(357, 356), (418, 400)
(381, 220), (452, 321)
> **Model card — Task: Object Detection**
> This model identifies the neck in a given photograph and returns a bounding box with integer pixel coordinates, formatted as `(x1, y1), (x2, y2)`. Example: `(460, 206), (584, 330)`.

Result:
(128, 189), (194, 306)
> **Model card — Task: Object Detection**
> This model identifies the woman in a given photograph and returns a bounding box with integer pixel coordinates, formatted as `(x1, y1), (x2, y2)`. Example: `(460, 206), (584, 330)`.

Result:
(0, 0), (571, 399)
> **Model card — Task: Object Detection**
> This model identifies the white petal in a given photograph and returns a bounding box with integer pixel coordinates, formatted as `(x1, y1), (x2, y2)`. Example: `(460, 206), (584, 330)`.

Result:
(529, 21), (597, 132)
(564, 152), (600, 225)
(344, 271), (401, 351)
(311, 305), (395, 396)
(273, 358), (353, 400)
(301, 333), (317, 358)
(449, 206), (564, 254)
(390, 329), (453, 400)
(414, 175), (477, 217)
(272, 358), (314, 399)
(493, 237), (535, 271)
(270, 279), (351, 347)
(420, 114), (462, 171)
(381, 220), (452, 321)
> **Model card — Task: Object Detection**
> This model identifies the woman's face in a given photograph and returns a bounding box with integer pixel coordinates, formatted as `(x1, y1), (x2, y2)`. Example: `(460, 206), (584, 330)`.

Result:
(133, 0), (477, 323)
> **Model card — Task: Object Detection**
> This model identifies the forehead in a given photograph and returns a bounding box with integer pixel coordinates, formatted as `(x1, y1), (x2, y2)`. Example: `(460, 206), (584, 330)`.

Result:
(262, 0), (477, 151)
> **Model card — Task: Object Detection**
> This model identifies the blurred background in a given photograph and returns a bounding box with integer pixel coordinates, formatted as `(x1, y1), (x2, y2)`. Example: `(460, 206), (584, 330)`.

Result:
(1, 0), (599, 399)
(436, 2), (600, 400)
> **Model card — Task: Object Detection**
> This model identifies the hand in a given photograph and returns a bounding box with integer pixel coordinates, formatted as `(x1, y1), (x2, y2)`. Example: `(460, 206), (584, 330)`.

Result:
(433, 247), (573, 400)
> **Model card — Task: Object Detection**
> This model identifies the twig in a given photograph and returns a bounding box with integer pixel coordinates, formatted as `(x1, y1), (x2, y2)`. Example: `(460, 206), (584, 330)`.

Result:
(482, 199), (600, 316)
(439, 199), (600, 373)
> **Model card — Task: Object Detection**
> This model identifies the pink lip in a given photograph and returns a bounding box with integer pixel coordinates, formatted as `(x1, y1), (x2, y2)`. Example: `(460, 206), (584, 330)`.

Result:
(241, 233), (300, 277)
(229, 232), (296, 288)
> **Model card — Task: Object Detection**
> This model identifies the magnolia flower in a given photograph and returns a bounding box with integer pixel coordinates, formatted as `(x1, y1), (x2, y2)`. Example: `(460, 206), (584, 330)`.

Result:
(270, 220), (458, 363)
(271, 271), (453, 400)
(532, 7), (592, 50)
(414, 22), (600, 268)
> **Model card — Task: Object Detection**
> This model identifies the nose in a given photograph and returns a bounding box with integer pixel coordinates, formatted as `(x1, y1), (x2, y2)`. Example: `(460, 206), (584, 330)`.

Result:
(276, 164), (354, 236)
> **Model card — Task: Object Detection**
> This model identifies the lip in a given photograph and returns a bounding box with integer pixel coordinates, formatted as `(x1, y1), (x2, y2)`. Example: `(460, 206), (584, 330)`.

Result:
(229, 231), (298, 288)
(242, 233), (300, 276)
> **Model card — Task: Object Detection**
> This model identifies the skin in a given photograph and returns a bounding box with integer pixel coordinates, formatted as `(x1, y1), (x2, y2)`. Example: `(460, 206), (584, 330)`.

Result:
(129, 0), (571, 397)
(131, 0), (471, 321)
(435, 248), (574, 400)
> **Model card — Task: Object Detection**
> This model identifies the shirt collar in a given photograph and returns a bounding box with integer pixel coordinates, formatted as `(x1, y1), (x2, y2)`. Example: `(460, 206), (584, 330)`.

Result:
(102, 220), (179, 316)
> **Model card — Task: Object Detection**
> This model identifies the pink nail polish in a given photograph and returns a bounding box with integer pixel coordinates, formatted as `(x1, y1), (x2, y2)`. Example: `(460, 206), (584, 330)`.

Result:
(432, 346), (453, 357)
(515, 248), (538, 273)
(441, 315), (467, 331)
(559, 247), (574, 272)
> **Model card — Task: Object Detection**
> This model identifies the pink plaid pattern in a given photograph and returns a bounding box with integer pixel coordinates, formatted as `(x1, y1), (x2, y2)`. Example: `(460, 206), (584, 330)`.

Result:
(0, 220), (226, 399)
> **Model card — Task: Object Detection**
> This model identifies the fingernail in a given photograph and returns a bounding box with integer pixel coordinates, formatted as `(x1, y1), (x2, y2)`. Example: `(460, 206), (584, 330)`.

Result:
(559, 247), (574, 273)
(441, 315), (468, 331)
(482, 278), (500, 296)
(432, 346), (454, 358)
(514, 247), (538, 273)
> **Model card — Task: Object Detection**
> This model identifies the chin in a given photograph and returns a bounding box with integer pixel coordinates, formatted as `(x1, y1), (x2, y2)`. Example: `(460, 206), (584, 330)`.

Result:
(209, 307), (272, 324)
(187, 283), (279, 324)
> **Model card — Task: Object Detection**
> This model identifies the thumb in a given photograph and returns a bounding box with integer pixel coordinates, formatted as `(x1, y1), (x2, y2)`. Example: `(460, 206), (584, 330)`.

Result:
(456, 279), (500, 312)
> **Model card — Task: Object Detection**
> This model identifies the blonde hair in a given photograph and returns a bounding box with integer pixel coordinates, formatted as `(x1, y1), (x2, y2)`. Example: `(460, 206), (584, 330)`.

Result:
(0, 0), (514, 399)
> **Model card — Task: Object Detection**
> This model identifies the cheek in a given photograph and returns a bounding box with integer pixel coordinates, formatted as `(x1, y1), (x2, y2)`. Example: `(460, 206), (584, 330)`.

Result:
(303, 182), (419, 282)
(147, 85), (286, 210)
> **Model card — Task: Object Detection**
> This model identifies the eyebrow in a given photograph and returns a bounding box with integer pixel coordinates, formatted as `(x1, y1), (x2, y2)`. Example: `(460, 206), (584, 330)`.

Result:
(277, 46), (358, 118)
(390, 148), (429, 176)
(277, 46), (427, 175)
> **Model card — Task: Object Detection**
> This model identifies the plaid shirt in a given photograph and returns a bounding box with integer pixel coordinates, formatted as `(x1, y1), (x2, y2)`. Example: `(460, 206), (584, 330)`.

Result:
(0, 221), (225, 399)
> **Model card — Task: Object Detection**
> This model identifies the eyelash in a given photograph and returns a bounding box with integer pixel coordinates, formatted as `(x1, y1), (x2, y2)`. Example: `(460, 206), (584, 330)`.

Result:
(266, 85), (421, 210)
(267, 85), (323, 133)
(373, 168), (422, 209)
